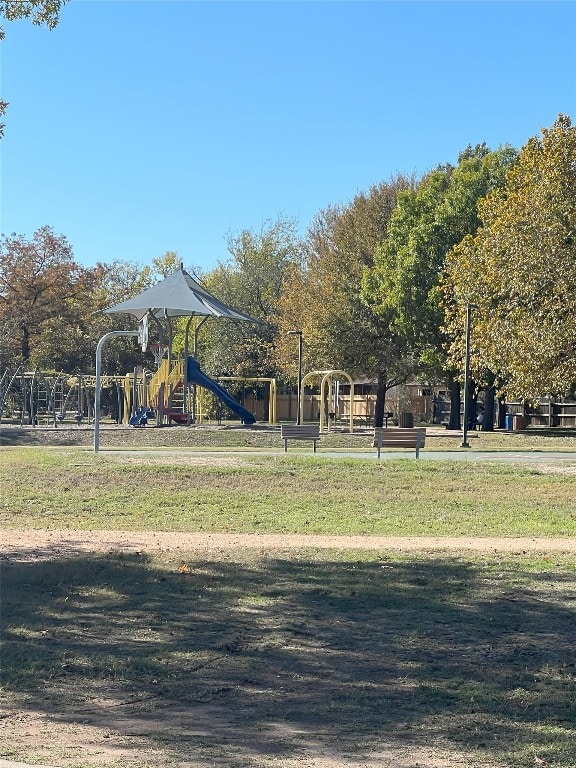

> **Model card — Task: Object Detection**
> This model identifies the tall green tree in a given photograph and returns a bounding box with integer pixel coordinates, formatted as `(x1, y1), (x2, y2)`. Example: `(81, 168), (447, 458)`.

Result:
(277, 179), (414, 425)
(198, 215), (304, 378)
(363, 145), (517, 428)
(443, 115), (576, 402)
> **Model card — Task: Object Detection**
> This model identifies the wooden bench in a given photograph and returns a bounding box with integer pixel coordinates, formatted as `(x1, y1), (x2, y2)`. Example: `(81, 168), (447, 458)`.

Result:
(281, 424), (321, 453)
(373, 427), (426, 459)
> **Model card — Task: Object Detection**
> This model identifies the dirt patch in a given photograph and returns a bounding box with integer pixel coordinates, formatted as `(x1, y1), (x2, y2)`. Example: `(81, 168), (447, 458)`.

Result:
(1, 529), (576, 562)
(0, 704), (480, 768)
(112, 454), (249, 466)
(532, 462), (576, 474)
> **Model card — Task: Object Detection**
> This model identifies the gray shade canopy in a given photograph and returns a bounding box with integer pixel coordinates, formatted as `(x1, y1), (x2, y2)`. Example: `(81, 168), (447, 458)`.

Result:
(104, 266), (260, 323)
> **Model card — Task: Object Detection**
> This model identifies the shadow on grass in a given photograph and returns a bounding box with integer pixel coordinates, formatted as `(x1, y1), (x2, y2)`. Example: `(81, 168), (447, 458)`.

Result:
(1, 549), (575, 766)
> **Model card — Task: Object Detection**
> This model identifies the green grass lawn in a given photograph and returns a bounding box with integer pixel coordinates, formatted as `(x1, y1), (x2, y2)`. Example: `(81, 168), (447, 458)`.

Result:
(1, 447), (575, 536)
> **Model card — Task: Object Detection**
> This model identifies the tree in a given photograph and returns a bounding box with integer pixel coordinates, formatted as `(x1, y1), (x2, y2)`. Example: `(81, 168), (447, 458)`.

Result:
(152, 250), (182, 279)
(0, 0), (68, 35)
(276, 179), (414, 425)
(363, 145), (517, 428)
(0, 226), (101, 369)
(443, 115), (576, 402)
(198, 215), (304, 378)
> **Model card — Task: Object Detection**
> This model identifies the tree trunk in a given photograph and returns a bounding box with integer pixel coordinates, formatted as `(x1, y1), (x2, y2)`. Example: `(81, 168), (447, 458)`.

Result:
(21, 324), (31, 362)
(468, 380), (478, 430)
(482, 384), (495, 431)
(447, 373), (461, 430)
(497, 397), (507, 429)
(374, 372), (387, 428)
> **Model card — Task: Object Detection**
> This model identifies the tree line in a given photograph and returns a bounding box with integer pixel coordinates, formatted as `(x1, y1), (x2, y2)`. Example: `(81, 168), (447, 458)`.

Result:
(1, 115), (575, 428)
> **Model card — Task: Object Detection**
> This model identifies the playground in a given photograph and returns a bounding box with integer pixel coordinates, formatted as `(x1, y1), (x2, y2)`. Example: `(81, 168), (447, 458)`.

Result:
(0, 267), (376, 435)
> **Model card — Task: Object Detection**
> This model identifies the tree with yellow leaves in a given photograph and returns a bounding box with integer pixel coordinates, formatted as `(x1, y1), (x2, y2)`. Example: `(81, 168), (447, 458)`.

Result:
(364, 145), (516, 428)
(443, 115), (576, 402)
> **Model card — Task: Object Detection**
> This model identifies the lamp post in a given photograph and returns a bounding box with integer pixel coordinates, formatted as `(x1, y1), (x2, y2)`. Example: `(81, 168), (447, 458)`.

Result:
(460, 303), (474, 448)
(287, 330), (303, 424)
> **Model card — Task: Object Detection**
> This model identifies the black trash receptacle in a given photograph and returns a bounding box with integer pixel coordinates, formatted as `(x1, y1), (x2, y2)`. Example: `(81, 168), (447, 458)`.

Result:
(399, 412), (414, 428)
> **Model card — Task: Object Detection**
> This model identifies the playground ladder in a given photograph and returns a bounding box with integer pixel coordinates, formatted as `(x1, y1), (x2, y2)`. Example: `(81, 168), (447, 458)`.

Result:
(148, 359), (185, 412)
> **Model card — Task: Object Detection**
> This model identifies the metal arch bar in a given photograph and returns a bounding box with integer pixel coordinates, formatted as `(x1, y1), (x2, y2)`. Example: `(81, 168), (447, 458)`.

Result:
(319, 370), (355, 433)
(300, 369), (355, 433)
(94, 330), (139, 453)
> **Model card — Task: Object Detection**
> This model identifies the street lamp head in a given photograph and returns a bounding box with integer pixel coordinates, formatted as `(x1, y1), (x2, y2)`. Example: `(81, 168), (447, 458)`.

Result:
(287, 330), (302, 336)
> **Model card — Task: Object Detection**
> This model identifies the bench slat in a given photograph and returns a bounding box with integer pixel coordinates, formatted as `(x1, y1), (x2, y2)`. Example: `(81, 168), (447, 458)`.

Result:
(281, 428), (319, 437)
(374, 439), (423, 446)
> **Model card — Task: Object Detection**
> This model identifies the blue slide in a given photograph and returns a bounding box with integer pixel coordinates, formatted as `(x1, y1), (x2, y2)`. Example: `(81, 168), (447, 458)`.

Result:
(186, 356), (256, 425)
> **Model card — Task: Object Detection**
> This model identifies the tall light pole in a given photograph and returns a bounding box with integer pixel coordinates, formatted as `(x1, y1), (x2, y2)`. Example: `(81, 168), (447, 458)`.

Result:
(287, 330), (303, 424)
(460, 303), (474, 448)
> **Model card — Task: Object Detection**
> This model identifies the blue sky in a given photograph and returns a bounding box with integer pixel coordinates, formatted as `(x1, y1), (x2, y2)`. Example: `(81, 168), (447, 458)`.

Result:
(1, 0), (575, 274)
